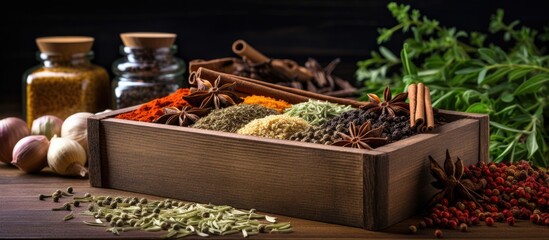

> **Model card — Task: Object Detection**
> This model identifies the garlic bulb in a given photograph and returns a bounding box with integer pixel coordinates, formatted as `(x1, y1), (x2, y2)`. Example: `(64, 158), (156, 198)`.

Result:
(31, 115), (63, 140)
(0, 117), (30, 164)
(11, 135), (49, 173)
(61, 112), (93, 153)
(47, 135), (87, 177)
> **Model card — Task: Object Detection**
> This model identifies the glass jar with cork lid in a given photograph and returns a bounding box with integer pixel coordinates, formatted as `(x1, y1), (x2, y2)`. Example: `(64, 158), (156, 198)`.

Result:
(22, 36), (110, 127)
(112, 32), (186, 109)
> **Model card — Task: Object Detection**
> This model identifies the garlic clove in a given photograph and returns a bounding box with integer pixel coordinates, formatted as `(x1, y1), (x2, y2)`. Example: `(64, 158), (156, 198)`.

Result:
(0, 117), (30, 164)
(61, 112), (93, 154)
(65, 162), (89, 177)
(47, 135), (87, 177)
(31, 115), (63, 140)
(11, 135), (49, 173)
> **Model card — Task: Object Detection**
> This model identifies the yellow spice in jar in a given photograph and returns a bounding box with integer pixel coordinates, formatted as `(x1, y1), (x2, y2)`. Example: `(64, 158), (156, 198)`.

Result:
(25, 66), (109, 126)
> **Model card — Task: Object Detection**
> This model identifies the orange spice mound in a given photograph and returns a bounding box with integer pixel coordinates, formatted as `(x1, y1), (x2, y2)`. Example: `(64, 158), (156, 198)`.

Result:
(115, 88), (191, 122)
(243, 95), (292, 113)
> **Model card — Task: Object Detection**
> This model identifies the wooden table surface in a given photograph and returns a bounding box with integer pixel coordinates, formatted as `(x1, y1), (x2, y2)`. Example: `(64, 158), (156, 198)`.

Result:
(2, 165), (549, 239)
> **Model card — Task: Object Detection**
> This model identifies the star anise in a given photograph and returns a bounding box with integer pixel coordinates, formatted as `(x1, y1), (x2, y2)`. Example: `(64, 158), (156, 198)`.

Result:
(183, 75), (243, 109)
(332, 121), (388, 150)
(360, 86), (409, 117)
(153, 106), (211, 126)
(428, 150), (482, 206)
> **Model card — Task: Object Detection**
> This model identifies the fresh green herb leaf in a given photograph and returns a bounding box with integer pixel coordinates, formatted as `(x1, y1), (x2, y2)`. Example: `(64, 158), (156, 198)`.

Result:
(356, 2), (549, 166)
(514, 74), (549, 95)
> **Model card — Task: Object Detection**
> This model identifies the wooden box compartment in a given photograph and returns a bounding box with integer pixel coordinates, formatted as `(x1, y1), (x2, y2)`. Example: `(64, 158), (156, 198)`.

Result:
(88, 105), (488, 230)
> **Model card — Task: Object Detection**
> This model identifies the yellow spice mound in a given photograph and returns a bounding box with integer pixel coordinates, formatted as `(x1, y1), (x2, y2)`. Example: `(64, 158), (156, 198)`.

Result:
(237, 115), (310, 140)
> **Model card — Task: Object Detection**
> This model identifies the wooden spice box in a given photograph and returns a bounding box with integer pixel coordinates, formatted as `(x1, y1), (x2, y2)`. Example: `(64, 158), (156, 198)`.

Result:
(88, 102), (488, 230)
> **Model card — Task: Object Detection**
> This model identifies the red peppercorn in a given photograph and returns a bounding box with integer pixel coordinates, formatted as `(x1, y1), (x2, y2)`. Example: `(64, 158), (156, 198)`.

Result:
(467, 202), (476, 211)
(434, 229), (443, 238)
(441, 218), (449, 227)
(516, 187), (526, 197)
(408, 225), (417, 233)
(544, 218), (549, 226)
(490, 196), (499, 204)
(442, 211), (451, 219)
(507, 216), (515, 226)
(456, 202), (466, 211)
(471, 216), (480, 225)
(459, 223), (468, 232)
(489, 164), (498, 173)
(496, 176), (505, 184)
(537, 198), (547, 206)
(485, 217), (495, 226)
(424, 217), (434, 227)
(502, 209), (511, 218)
(530, 214), (541, 224)
(448, 220), (458, 229)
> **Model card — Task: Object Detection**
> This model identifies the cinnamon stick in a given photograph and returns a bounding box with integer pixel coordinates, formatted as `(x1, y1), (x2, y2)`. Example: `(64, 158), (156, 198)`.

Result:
(232, 40), (269, 64)
(408, 84), (417, 128)
(425, 86), (435, 131)
(196, 67), (309, 104)
(414, 83), (425, 130)
(232, 40), (312, 83)
(197, 67), (363, 108)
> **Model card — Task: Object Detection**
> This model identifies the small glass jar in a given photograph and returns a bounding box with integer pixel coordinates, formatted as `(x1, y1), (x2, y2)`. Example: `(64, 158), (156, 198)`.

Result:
(23, 36), (110, 127)
(112, 33), (186, 109)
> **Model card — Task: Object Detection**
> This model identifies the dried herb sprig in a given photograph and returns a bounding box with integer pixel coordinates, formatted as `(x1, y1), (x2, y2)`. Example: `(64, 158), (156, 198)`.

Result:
(50, 190), (292, 238)
(284, 99), (352, 126)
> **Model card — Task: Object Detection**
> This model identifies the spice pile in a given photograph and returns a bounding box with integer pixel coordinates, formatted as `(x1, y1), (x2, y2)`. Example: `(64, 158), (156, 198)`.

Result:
(290, 86), (426, 146)
(115, 88), (190, 122)
(411, 151), (549, 237)
(192, 104), (277, 133)
(114, 75), (442, 149)
(39, 187), (292, 238)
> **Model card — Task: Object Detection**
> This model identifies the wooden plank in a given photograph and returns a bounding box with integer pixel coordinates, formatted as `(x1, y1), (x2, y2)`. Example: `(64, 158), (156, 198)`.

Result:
(3, 166), (549, 239)
(377, 119), (480, 228)
(99, 119), (375, 228)
(439, 110), (490, 162)
(362, 152), (388, 230)
(88, 106), (140, 188)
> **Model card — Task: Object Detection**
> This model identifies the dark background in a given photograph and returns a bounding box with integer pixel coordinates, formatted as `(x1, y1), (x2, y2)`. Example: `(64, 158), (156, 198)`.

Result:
(1, 0), (547, 118)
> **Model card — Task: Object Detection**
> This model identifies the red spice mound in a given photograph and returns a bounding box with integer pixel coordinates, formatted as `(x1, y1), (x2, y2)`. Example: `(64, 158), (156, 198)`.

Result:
(115, 88), (191, 122)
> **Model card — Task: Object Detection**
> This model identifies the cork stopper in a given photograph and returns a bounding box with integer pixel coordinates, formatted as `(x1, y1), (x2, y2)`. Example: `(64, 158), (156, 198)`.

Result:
(36, 36), (94, 55)
(120, 32), (176, 49)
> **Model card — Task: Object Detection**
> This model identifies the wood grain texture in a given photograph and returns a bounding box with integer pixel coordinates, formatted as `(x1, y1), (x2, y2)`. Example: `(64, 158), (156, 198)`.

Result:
(99, 118), (371, 228)
(438, 110), (490, 162)
(2, 165), (549, 239)
(376, 119), (480, 228)
(88, 106), (139, 188)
